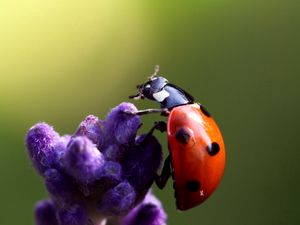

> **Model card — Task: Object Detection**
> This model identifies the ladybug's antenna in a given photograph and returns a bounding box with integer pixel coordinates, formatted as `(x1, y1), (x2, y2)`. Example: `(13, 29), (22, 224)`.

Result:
(149, 65), (160, 80)
(153, 65), (160, 76)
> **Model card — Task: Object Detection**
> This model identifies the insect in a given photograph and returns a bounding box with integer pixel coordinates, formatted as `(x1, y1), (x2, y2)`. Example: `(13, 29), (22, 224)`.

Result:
(129, 66), (226, 210)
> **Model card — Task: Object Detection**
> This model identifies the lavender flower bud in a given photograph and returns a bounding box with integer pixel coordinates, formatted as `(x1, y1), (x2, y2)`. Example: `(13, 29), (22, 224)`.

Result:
(44, 168), (81, 207)
(122, 134), (162, 193)
(97, 181), (136, 216)
(101, 144), (125, 161)
(53, 135), (71, 168)
(26, 123), (60, 175)
(61, 136), (105, 184)
(55, 135), (71, 152)
(57, 205), (88, 225)
(121, 191), (167, 225)
(75, 115), (104, 148)
(97, 161), (122, 191)
(34, 199), (58, 225)
(105, 102), (141, 145)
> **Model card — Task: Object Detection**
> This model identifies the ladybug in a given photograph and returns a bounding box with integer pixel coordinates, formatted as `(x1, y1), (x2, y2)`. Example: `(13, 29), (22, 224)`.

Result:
(129, 66), (226, 210)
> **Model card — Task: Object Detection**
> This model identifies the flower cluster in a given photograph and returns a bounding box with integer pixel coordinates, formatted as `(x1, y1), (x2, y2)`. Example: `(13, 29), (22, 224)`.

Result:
(26, 102), (167, 225)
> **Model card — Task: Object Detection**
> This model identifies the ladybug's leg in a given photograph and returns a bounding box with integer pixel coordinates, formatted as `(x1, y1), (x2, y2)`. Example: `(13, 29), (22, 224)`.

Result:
(148, 121), (167, 134)
(155, 155), (172, 189)
(134, 121), (167, 147)
(140, 121), (170, 189)
(141, 121), (166, 142)
(126, 108), (170, 117)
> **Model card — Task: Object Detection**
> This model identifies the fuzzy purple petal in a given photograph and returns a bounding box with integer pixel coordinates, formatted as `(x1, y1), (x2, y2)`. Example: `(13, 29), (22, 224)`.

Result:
(75, 115), (104, 148)
(97, 181), (136, 216)
(82, 161), (122, 197)
(34, 199), (58, 225)
(55, 135), (71, 152)
(57, 205), (87, 225)
(26, 123), (60, 175)
(122, 134), (162, 193)
(44, 168), (82, 207)
(105, 102), (141, 145)
(121, 191), (167, 225)
(97, 161), (122, 190)
(53, 135), (71, 167)
(61, 136), (105, 184)
(101, 144), (125, 161)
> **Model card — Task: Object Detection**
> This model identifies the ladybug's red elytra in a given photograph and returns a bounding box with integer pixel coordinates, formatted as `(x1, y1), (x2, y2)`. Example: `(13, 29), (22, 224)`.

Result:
(129, 66), (226, 210)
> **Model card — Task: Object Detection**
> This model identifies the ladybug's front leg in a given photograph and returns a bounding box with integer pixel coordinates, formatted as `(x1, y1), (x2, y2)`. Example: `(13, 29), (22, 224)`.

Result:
(127, 108), (170, 117)
(142, 121), (167, 141)
(155, 155), (172, 189)
(149, 121), (167, 134)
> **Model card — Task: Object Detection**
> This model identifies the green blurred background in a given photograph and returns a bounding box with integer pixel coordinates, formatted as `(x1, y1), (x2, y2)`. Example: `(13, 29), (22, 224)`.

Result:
(0, 1), (299, 224)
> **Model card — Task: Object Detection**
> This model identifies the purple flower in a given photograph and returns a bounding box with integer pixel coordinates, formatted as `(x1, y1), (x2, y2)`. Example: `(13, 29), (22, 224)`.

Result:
(96, 161), (122, 191)
(34, 199), (58, 225)
(75, 115), (104, 148)
(26, 102), (167, 225)
(101, 144), (125, 161)
(97, 181), (136, 216)
(121, 191), (167, 225)
(122, 134), (163, 193)
(105, 102), (141, 145)
(44, 168), (82, 207)
(26, 123), (60, 174)
(57, 205), (88, 225)
(61, 136), (105, 184)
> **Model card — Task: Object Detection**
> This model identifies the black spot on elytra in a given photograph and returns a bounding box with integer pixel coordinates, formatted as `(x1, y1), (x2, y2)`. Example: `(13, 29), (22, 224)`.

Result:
(207, 142), (220, 156)
(175, 128), (190, 144)
(199, 104), (211, 117)
(185, 180), (201, 192)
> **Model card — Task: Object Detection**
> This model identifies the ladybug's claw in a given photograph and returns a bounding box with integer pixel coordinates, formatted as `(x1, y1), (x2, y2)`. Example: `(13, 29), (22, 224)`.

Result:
(154, 121), (167, 133)
(147, 121), (166, 136)
(138, 121), (167, 145)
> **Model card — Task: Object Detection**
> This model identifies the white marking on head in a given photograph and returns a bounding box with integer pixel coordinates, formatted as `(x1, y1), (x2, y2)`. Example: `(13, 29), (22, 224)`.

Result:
(145, 84), (151, 88)
(153, 89), (170, 102)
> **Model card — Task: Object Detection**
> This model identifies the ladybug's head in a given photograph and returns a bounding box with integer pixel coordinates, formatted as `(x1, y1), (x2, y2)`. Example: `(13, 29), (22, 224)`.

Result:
(130, 76), (169, 101)
(129, 66), (194, 109)
(129, 66), (169, 102)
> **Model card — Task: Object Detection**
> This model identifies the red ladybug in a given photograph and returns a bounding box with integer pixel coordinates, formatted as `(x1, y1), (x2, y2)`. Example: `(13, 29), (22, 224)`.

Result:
(129, 67), (225, 210)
